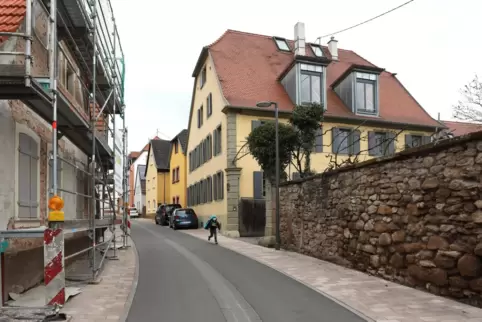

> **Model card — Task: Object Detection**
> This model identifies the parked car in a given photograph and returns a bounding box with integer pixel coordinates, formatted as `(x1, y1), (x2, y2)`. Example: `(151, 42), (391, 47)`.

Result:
(155, 203), (181, 225)
(129, 207), (139, 218)
(169, 208), (198, 230)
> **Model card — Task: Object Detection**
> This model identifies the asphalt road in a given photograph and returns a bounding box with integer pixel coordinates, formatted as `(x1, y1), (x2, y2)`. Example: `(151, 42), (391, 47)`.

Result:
(127, 220), (366, 322)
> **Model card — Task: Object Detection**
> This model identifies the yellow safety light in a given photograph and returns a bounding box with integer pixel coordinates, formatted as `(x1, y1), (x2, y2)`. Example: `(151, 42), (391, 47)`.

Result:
(48, 195), (65, 222)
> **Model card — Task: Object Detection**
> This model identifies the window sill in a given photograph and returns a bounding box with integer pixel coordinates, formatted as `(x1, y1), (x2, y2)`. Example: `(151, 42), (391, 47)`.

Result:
(14, 219), (42, 228)
(355, 111), (379, 117)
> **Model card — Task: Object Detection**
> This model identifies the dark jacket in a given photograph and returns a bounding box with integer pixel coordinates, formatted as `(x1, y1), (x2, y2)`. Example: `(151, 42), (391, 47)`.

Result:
(207, 219), (221, 231)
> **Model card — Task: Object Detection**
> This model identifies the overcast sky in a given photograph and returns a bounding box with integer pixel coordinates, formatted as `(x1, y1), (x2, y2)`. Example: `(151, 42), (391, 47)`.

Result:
(111, 0), (482, 152)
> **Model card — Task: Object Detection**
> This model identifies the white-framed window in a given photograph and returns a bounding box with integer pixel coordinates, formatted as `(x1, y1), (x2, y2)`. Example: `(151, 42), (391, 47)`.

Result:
(16, 124), (41, 220)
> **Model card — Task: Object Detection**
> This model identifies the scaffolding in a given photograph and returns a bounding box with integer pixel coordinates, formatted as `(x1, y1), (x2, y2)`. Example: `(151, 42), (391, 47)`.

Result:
(0, 0), (129, 308)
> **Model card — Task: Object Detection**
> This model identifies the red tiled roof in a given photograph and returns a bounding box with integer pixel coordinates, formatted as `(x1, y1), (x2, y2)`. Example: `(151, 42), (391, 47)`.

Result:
(0, 0), (26, 44)
(442, 120), (482, 136)
(207, 29), (440, 128)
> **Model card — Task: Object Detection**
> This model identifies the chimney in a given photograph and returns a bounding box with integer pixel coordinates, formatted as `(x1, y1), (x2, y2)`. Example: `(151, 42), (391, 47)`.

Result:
(294, 22), (306, 56)
(328, 36), (338, 60)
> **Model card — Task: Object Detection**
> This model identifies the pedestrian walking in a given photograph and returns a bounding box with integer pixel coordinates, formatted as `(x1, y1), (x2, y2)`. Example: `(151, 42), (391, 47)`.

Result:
(204, 215), (221, 244)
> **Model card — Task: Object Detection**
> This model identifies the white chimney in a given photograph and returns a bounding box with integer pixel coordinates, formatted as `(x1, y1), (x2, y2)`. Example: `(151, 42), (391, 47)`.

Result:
(328, 36), (338, 60)
(294, 22), (306, 56)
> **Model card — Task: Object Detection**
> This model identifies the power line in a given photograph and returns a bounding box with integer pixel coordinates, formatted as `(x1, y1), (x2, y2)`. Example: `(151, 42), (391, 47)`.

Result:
(315, 0), (415, 42)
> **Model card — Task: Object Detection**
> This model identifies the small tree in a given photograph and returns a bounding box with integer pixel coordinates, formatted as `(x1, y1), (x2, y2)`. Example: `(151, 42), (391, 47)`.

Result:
(247, 122), (298, 181)
(290, 103), (324, 176)
(453, 74), (482, 123)
(247, 103), (324, 181)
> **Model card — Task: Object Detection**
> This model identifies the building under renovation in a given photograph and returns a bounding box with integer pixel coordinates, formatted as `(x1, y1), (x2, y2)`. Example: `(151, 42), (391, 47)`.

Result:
(0, 0), (128, 303)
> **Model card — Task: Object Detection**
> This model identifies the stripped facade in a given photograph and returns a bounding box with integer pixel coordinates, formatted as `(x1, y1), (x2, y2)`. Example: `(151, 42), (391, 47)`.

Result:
(0, 0), (127, 301)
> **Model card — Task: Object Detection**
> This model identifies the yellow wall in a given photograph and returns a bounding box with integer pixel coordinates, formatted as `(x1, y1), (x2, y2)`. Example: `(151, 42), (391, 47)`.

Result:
(236, 113), (434, 198)
(157, 172), (170, 206)
(169, 142), (187, 207)
(187, 53), (228, 227)
(145, 149), (157, 216)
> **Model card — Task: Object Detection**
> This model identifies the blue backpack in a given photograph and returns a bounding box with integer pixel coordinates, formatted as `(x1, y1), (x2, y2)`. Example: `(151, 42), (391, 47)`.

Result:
(204, 215), (216, 229)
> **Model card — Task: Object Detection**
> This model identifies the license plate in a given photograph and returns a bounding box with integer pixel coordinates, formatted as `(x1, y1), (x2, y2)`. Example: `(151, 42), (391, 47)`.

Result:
(181, 221), (191, 224)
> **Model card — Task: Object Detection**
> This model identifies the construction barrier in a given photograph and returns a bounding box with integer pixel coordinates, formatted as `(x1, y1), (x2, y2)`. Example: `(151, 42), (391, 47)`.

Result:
(43, 228), (65, 306)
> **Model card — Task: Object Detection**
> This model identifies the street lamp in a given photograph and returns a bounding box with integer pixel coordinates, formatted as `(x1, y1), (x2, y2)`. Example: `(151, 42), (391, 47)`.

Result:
(256, 101), (280, 250)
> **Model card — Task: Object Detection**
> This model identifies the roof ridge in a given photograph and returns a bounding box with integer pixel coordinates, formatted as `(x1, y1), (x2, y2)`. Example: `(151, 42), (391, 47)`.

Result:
(215, 29), (365, 54)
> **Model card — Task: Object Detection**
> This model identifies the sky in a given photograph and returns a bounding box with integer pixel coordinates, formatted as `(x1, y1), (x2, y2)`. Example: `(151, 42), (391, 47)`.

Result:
(110, 0), (482, 153)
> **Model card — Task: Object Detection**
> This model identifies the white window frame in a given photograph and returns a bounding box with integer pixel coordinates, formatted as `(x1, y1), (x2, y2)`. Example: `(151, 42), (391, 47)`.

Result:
(15, 123), (41, 221)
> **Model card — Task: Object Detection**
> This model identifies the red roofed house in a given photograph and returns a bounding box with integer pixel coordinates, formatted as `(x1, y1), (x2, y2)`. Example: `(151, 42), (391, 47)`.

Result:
(185, 22), (443, 238)
(0, 0), (122, 301)
(440, 120), (482, 138)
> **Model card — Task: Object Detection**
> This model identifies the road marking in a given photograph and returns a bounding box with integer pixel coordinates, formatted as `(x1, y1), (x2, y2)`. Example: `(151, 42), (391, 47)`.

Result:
(135, 222), (262, 322)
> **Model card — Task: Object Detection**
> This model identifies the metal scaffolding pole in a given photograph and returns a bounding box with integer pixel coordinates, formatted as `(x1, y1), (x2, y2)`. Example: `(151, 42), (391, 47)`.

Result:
(111, 19), (118, 259)
(90, 0), (98, 282)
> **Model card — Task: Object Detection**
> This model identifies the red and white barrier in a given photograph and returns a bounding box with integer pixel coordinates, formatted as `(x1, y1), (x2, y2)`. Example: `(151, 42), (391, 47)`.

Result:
(44, 228), (65, 306)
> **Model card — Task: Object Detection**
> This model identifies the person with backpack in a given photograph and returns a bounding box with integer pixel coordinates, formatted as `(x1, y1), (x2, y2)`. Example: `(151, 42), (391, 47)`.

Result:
(204, 215), (221, 244)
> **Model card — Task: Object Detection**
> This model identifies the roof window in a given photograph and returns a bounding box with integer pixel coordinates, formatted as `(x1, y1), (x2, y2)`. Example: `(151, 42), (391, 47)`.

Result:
(273, 37), (290, 52)
(310, 44), (323, 57)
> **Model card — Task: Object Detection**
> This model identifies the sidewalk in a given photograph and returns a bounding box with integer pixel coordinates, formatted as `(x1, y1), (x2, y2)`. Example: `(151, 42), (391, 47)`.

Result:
(181, 229), (482, 322)
(61, 230), (138, 322)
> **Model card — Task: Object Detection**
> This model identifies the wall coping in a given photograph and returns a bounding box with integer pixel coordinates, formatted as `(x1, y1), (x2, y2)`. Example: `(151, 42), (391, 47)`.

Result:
(281, 129), (482, 187)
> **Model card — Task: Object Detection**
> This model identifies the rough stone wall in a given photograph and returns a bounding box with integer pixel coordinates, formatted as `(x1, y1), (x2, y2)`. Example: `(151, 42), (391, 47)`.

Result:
(279, 132), (482, 306)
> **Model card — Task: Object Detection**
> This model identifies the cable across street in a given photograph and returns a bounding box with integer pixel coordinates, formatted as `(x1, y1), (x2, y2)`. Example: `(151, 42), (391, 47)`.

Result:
(316, 0), (415, 42)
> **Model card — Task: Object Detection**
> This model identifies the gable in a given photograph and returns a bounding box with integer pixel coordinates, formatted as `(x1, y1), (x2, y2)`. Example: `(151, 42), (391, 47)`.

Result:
(186, 53), (227, 153)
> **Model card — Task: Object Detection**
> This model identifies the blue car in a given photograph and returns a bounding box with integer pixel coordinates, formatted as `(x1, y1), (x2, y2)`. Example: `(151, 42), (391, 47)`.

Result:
(169, 208), (199, 230)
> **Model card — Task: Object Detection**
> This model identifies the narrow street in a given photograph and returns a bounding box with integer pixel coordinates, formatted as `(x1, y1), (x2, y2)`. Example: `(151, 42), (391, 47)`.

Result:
(127, 220), (365, 322)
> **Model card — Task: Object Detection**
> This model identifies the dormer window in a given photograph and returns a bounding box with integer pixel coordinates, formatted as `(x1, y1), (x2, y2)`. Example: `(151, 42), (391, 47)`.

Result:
(310, 44), (323, 57)
(281, 61), (327, 108)
(273, 37), (290, 52)
(300, 64), (323, 105)
(355, 72), (376, 114)
(334, 68), (380, 116)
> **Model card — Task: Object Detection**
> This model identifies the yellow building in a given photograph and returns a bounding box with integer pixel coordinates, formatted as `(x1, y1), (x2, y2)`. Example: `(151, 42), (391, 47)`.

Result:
(186, 22), (443, 237)
(145, 138), (171, 217)
(169, 129), (188, 207)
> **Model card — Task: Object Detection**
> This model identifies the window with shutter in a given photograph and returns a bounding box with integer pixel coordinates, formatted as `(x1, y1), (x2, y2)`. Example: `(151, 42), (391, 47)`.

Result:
(213, 175), (218, 201)
(313, 127), (323, 153)
(18, 133), (39, 219)
(368, 131), (395, 156)
(253, 171), (264, 199)
(217, 171), (224, 200)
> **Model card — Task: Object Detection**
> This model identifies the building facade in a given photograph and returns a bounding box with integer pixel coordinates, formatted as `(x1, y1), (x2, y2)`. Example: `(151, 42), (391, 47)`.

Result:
(186, 22), (443, 237)
(145, 139), (171, 216)
(169, 129), (188, 207)
(134, 164), (146, 214)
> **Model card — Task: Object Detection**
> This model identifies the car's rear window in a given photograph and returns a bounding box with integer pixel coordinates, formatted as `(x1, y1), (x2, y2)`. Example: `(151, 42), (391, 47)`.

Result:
(176, 209), (195, 217)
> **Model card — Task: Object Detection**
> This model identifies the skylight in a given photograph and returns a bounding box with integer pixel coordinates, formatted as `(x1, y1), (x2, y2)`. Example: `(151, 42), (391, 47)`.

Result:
(311, 44), (323, 57)
(274, 37), (290, 52)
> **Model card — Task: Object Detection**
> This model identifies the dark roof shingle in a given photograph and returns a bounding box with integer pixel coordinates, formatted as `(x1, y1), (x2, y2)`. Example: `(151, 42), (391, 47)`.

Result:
(151, 139), (170, 170)
(204, 29), (440, 128)
(171, 129), (188, 154)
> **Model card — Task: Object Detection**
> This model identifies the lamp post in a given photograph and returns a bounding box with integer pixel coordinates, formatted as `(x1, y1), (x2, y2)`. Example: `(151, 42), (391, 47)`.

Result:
(256, 101), (280, 250)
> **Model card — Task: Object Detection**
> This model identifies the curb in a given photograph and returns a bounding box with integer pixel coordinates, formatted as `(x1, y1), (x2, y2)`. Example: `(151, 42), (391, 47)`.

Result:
(119, 236), (139, 322)
(181, 230), (375, 322)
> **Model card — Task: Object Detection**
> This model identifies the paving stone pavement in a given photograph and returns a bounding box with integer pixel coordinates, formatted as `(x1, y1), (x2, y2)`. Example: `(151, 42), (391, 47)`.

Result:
(61, 231), (137, 322)
(181, 228), (482, 322)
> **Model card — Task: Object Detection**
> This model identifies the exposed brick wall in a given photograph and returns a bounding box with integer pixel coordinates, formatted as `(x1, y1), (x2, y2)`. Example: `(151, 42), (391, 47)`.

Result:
(3, 233), (90, 301)
(279, 131), (482, 307)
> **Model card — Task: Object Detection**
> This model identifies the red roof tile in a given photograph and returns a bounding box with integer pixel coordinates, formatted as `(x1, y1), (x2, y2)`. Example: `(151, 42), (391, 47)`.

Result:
(442, 120), (482, 136)
(0, 0), (26, 44)
(207, 30), (440, 128)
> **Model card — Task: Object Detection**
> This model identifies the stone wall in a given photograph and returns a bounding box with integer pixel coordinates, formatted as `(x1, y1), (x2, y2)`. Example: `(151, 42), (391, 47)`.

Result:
(279, 131), (482, 306)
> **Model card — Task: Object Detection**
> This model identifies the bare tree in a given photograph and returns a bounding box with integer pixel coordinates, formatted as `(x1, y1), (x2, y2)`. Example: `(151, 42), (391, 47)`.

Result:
(453, 74), (482, 123)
